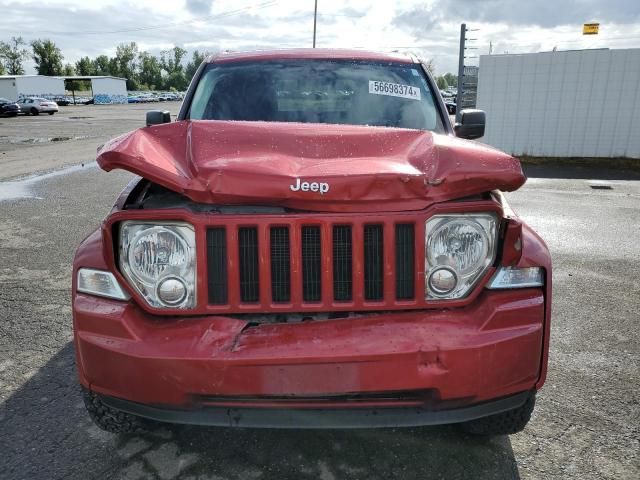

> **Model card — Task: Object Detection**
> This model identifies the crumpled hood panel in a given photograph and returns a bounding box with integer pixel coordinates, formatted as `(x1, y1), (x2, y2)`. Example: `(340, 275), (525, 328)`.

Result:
(97, 120), (525, 212)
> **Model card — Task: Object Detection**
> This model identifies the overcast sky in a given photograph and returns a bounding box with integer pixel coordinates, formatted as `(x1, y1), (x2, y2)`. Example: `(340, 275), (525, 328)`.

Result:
(2, 0), (639, 75)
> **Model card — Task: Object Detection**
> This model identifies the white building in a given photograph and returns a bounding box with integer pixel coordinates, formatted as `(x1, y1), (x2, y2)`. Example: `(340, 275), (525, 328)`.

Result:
(0, 75), (65, 101)
(0, 75), (128, 104)
(63, 76), (128, 104)
(476, 48), (640, 159)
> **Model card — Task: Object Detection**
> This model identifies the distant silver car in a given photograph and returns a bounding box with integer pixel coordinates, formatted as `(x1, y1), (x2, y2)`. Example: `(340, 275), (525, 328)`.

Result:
(17, 97), (59, 115)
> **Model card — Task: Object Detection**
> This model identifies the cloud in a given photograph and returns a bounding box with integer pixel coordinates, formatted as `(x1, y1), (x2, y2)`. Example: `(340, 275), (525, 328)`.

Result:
(185, 0), (213, 16)
(340, 7), (367, 19)
(392, 4), (442, 31)
(0, 0), (639, 76)
(390, 0), (640, 73)
(396, 0), (640, 30)
(0, 0), (302, 73)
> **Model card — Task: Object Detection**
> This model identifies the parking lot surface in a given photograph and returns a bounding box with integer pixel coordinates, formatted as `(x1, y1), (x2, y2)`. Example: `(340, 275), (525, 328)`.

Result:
(1, 105), (639, 479)
(0, 104), (179, 180)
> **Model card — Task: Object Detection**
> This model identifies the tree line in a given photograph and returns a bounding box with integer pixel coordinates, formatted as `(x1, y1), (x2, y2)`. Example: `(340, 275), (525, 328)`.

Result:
(1, 36), (459, 93)
(435, 73), (458, 90)
(0, 37), (208, 91)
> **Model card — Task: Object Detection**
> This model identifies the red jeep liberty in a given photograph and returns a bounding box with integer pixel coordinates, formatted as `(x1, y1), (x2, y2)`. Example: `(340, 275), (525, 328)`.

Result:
(73, 49), (551, 435)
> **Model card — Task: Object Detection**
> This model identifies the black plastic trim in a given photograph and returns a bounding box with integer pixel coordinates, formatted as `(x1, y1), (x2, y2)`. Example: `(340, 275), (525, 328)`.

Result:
(101, 391), (532, 429)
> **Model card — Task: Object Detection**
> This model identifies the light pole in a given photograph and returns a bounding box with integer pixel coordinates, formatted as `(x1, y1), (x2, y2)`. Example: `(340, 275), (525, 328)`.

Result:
(456, 23), (466, 123)
(313, 0), (318, 48)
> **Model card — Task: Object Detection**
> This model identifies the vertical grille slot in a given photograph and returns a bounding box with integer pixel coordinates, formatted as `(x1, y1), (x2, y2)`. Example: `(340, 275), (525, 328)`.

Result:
(395, 223), (415, 300)
(364, 224), (384, 300)
(301, 226), (322, 302)
(333, 225), (352, 301)
(270, 227), (290, 303)
(238, 227), (259, 302)
(207, 228), (228, 305)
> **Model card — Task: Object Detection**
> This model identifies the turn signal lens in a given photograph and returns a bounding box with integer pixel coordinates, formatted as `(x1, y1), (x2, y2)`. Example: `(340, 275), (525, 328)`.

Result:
(488, 267), (544, 289)
(77, 268), (130, 301)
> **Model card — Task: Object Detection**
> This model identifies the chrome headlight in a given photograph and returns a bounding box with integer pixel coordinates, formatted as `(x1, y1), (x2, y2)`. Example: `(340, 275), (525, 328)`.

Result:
(119, 221), (196, 308)
(425, 213), (498, 299)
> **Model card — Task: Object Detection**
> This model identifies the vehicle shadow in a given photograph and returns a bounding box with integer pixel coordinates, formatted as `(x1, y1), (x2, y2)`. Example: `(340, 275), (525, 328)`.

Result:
(522, 163), (640, 180)
(0, 343), (520, 480)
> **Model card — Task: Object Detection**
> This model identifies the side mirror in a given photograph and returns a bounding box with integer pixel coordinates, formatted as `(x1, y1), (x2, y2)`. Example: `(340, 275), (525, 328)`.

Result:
(454, 109), (485, 140)
(146, 110), (171, 127)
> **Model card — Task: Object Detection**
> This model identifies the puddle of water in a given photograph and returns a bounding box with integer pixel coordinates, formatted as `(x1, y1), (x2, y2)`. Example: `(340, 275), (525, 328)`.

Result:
(0, 135), (94, 145)
(0, 162), (98, 202)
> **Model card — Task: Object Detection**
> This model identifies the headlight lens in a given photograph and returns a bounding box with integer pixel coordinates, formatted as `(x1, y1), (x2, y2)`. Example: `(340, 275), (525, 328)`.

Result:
(119, 222), (196, 308)
(425, 213), (498, 299)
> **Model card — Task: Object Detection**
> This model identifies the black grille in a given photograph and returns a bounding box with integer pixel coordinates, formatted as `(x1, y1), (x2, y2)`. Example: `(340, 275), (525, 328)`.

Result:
(207, 228), (228, 304)
(301, 226), (322, 302)
(395, 224), (415, 300)
(206, 221), (417, 308)
(238, 227), (259, 302)
(333, 225), (352, 301)
(364, 224), (384, 300)
(270, 227), (290, 303)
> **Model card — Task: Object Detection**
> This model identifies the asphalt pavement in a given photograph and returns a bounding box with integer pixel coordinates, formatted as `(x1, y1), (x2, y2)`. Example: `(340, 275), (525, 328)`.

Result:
(0, 105), (638, 480)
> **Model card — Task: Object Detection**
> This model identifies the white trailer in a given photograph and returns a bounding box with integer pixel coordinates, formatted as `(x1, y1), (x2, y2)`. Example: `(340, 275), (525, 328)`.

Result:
(58, 76), (128, 104)
(0, 75), (65, 101)
(476, 48), (640, 159)
(91, 76), (127, 104)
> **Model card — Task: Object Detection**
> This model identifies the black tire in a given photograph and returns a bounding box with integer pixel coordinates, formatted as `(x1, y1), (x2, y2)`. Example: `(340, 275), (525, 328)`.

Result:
(82, 388), (146, 434)
(48, 111), (55, 115)
(459, 392), (536, 436)
(31, 107), (39, 116)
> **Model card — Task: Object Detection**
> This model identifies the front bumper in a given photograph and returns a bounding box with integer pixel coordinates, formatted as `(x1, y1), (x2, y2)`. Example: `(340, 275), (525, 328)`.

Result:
(74, 287), (545, 415)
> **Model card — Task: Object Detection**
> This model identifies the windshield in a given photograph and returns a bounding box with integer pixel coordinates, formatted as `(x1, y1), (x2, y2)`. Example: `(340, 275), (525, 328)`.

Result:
(188, 60), (445, 132)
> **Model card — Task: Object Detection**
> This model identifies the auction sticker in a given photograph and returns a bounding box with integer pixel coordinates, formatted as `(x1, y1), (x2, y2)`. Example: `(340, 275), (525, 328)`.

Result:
(369, 80), (421, 100)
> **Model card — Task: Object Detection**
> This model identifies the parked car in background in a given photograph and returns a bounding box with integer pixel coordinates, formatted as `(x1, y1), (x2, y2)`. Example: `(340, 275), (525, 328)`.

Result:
(127, 92), (183, 103)
(0, 97), (20, 117)
(135, 94), (154, 103)
(445, 100), (456, 114)
(17, 97), (59, 115)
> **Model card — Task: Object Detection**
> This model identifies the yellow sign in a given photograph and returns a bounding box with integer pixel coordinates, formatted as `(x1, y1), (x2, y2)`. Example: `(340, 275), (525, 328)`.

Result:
(583, 23), (599, 35)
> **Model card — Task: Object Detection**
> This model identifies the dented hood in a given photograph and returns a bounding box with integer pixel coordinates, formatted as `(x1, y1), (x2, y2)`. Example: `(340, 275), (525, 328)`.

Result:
(97, 120), (525, 212)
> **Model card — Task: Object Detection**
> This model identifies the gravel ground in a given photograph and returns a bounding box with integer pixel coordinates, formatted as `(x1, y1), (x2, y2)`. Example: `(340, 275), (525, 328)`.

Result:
(0, 106), (638, 479)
